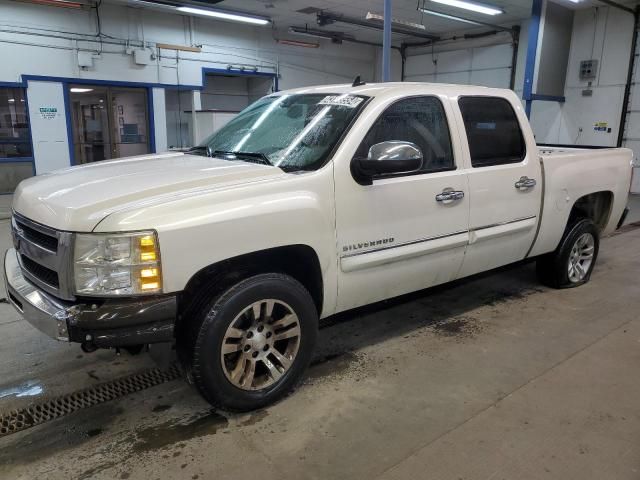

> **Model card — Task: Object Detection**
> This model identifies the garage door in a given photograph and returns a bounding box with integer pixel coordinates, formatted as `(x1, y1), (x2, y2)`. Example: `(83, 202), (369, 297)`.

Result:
(403, 42), (514, 88)
(620, 26), (640, 193)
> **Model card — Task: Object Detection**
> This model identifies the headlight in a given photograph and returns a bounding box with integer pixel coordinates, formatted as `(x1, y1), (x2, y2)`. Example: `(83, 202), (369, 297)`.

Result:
(73, 231), (162, 296)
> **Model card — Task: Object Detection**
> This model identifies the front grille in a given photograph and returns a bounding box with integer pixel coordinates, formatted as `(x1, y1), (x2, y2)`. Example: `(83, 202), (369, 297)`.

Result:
(12, 213), (74, 300)
(15, 219), (58, 252)
(20, 254), (60, 289)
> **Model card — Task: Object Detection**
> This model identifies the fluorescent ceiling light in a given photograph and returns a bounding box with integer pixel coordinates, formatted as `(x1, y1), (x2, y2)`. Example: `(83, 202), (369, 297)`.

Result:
(288, 27), (352, 42)
(419, 8), (484, 25)
(278, 39), (320, 48)
(429, 0), (503, 15)
(23, 0), (84, 9)
(70, 88), (94, 93)
(8, 98), (15, 103)
(366, 11), (427, 30)
(176, 6), (270, 25)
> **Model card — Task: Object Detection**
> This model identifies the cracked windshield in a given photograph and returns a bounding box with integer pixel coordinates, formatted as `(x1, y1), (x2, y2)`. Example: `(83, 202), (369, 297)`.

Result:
(192, 93), (367, 171)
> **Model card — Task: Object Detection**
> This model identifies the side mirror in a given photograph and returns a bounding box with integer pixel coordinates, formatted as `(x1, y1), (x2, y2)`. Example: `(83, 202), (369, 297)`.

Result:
(352, 141), (423, 185)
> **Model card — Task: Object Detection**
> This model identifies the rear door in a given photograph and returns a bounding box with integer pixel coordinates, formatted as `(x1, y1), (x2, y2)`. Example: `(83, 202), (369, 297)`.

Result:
(455, 95), (542, 277)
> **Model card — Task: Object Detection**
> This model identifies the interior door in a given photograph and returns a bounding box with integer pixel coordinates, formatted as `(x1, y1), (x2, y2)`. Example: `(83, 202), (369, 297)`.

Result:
(69, 85), (150, 163)
(70, 86), (111, 163)
(456, 95), (542, 278)
(334, 95), (470, 312)
(110, 87), (150, 158)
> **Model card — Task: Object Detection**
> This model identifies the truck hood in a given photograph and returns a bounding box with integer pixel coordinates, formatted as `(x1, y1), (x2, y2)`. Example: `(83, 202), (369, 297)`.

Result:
(12, 152), (286, 231)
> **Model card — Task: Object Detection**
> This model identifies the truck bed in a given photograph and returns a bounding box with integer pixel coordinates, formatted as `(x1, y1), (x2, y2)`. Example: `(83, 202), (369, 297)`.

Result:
(528, 145), (633, 257)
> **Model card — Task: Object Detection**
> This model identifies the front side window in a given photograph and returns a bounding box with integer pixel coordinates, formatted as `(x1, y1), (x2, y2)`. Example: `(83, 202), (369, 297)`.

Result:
(354, 96), (455, 174)
(458, 96), (526, 167)
(0, 87), (32, 159)
(194, 93), (367, 172)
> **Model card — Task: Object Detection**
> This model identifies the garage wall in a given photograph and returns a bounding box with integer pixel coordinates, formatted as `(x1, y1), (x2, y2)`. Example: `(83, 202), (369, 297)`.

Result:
(0, 0), (377, 183)
(0, 1), (376, 89)
(529, 6), (635, 146)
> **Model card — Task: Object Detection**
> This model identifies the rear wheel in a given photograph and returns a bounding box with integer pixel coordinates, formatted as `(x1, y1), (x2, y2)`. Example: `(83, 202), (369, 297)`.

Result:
(188, 273), (318, 411)
(536, 218), (599, 288)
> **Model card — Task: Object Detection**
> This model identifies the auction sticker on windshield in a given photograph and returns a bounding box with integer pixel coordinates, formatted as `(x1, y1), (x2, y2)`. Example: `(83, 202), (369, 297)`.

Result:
(319, 95), (364, 108)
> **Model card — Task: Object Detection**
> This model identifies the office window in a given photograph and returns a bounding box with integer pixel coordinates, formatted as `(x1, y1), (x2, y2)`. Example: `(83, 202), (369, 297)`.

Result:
(0, 88), (32, 159)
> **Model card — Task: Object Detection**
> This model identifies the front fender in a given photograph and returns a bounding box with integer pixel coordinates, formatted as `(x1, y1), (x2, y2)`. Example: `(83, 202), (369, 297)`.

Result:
(93, 168), (338, 315)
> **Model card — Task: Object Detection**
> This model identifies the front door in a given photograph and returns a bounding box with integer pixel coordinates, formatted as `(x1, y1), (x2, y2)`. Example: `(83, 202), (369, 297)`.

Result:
(334, 95), (470, 312)
(455, 95), (542, 277)
(69, 85), (150, 163)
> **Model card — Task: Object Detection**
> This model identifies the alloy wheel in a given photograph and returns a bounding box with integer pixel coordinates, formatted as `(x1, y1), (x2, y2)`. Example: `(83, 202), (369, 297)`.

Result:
(567, 232), (595, 283)
(220, 299), (301, 391)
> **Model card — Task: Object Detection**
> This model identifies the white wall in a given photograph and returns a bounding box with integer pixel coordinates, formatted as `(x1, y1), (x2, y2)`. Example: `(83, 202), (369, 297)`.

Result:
(530, 6), (634, 146)
(0, 1), (376, 88)
(25, 81), (70, 173)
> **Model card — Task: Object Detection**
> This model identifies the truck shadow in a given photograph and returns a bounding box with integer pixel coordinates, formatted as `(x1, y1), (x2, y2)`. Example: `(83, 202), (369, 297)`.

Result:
(309, 260), (544, 376)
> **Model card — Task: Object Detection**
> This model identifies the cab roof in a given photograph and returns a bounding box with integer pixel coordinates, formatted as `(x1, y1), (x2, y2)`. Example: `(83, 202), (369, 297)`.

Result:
(278, 81), (513, 99)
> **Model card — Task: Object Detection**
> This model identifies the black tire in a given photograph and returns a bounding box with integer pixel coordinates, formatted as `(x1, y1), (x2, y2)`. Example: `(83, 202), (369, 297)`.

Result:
(188, 273), (318, 412)
(536, 218), (600, 289)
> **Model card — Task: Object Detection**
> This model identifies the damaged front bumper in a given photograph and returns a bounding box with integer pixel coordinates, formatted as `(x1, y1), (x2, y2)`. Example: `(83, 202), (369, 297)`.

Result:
(3, 248), (177, 347)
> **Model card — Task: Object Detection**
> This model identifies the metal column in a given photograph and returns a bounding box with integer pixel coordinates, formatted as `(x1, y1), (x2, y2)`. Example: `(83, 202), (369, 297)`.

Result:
(523, 0), (543, 118)
(382, 0), (392, 81)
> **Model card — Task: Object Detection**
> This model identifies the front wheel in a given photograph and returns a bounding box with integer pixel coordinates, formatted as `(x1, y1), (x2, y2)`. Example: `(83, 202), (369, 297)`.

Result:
(536, 218), (600, 289)
(189, 273), (318, 411)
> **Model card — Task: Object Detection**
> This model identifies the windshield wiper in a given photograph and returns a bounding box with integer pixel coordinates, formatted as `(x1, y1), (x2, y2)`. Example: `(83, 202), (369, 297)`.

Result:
(211, 150), (272, 166)
(188, 145), (212, 157)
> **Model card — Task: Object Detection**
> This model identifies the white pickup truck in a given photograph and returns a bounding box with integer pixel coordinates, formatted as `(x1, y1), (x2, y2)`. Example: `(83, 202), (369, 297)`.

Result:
(4, 82), (632, 411)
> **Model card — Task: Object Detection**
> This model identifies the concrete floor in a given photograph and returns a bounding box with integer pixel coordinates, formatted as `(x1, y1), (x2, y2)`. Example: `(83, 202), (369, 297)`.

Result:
(1, 219), (639, 479)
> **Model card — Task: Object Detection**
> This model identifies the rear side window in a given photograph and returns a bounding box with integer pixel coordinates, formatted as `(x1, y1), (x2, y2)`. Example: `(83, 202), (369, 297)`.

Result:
(458, 97), (526, 167)
(354, 96), (455, 174)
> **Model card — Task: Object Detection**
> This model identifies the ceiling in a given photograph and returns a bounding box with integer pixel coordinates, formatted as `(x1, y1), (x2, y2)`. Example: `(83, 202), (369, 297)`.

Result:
(220, 0), (533, 42)
(118, 0), (635, 45)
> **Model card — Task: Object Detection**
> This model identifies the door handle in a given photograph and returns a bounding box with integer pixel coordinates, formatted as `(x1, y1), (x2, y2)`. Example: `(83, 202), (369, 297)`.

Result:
(515, 176), (537, 190)
(435, 190), (465, 204)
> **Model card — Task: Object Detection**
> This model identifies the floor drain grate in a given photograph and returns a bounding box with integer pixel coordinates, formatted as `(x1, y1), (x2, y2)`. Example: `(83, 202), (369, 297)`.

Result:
(0, 364), (182, 438)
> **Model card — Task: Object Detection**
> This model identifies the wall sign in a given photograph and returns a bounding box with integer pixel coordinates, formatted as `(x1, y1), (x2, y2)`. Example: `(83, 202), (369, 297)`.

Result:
(594, 121), (608, 133)
(39, 107), (58, 120)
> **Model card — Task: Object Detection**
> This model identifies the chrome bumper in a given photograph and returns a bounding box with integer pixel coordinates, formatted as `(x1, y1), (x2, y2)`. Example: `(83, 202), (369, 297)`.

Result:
(4, 248), (177, 346)
(4, 248), (70, 341)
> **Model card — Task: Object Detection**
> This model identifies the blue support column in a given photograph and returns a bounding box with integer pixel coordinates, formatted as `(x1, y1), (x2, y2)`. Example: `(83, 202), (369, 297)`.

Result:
(382, 0), (392, 82)
(523, 0), (543, 118)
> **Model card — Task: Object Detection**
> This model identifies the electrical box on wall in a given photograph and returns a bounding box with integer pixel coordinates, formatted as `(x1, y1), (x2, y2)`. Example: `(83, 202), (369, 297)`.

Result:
(579, 59), (598, 80)
(134, 49), (155, 65)
(77, 51), (93, 68)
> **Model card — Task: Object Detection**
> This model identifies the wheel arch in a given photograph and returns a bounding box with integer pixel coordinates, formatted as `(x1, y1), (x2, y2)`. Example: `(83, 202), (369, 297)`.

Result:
(176, 244), (324, 331)
(568, 191), (614, 232)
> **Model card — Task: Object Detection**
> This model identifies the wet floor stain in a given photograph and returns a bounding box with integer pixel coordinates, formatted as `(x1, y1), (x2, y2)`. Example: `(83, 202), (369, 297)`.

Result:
(480, 287), (544, 307)
(237, 409), (269, 427)
(0, 380), (44, 400)
(429, 316), (481, 338)
(86, 427), (103, 437)
(0, 403), (122, 467)
(307, 351), (359, 381)
(132, 411), (229, 453)
(151, 404), (172, 413)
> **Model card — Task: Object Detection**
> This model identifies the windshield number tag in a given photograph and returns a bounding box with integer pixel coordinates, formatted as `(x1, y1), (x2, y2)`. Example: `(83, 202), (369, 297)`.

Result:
(319, 95), (363, 108)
